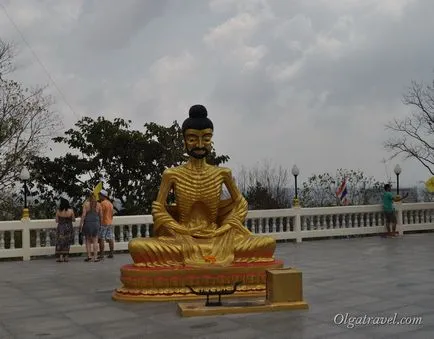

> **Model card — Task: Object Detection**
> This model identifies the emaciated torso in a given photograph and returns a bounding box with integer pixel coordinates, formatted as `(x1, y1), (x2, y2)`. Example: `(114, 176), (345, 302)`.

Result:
(167, 164), (226, 231)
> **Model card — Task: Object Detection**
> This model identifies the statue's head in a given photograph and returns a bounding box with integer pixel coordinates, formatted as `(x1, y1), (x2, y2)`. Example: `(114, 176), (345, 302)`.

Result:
(182, 105), (214, 159)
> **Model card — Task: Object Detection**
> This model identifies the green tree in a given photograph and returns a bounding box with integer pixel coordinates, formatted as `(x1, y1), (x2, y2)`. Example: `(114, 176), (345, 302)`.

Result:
(300, 169), (384, 207)
(31, 116), (229, 216)
(237, 161), (291, 209)
(245, 182), (281, 210)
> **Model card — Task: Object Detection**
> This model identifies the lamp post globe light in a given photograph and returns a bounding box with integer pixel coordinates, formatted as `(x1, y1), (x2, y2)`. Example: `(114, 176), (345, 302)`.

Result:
(292, 165), (300, 207)
(393, 164), (401, 197)
(19, 166), (30, 220)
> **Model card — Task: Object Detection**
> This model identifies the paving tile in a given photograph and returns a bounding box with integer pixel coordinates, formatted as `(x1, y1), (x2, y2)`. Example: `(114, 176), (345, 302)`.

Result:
(0, 233), (433, 338)
(192, 327), (268, 339)
(325, 294), (382, 309)
(3, 315), (79, 338)
(0, 298), (49, 320)
(25, 287), (74, 299)
(46, 301), (110, 313)
(13, 329), (100, 339)
(273, 321), (348, 339)
(230, 310), (316, 334)
(322, 329), (378, 339)
(152, 315), (243, 337)
(64, 306), (138, 325)
(363, 322), (425, 338)
(354, 299), (412, 313)
(387, 325), (434, 339)
(331, 309), (426, 338)
(0, 323), (13, 339)
(85, 317), (162, 339)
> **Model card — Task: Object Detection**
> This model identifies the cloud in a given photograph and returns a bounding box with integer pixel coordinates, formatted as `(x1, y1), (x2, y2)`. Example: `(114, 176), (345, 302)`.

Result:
(149, 51), (195, 84)
(204, 11), (269, 70)
(131, 50), (202, 123)
(71, 0), (169, 52)
(1, 0), (434, 186)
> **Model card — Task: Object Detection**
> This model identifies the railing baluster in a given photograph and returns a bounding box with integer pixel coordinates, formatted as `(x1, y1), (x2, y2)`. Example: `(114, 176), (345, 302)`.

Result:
(332, 215), (337, 229)
(248, 219), (254, 233)
(43, 229), (47, 247)
(36, 230), (41, 248)
(119, 226), (124, 242)
(128, 225), (133, 240)
(74, 228), (79, 245)
(0, 205), (433, 261)
(10, 231), (15, 249)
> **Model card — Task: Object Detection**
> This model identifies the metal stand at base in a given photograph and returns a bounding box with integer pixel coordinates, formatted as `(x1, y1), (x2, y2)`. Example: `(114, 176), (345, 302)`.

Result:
(186, 281), (242, 307)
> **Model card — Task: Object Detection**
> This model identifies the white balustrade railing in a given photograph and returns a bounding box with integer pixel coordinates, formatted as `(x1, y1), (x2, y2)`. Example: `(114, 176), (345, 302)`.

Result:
(0, 202), (433, 261)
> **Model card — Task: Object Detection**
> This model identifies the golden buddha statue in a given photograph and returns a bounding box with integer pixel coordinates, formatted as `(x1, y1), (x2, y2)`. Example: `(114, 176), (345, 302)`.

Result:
(128, 105), (276, 268)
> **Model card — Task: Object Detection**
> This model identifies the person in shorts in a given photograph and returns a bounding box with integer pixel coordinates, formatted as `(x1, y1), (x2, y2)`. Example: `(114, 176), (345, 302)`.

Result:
(383, 184), (407, 237)
(98, 189), (114, 258)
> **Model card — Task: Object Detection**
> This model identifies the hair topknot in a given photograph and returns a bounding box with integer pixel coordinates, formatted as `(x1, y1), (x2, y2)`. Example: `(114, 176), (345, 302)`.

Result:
(182, 104), (213, 132)
(189, 104), (208, 119)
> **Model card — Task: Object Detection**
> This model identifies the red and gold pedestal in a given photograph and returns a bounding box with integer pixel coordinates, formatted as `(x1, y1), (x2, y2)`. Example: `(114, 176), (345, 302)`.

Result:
(112, 260), (284, 302)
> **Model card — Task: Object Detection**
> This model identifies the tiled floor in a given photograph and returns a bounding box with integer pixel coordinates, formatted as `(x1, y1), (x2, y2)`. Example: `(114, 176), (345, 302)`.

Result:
(0, 233), (433, 338)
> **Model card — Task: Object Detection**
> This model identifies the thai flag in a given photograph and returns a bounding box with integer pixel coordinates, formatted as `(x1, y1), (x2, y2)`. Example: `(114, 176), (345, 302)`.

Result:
(336, 179), (348, 205)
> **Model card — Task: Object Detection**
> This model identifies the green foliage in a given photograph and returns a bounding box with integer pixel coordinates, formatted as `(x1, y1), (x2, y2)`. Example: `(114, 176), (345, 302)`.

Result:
(237, 161), (291, 210)
(245, 182), (282, 210)
(0, 192), (21, 221)
(300, 168), (384, 207)
(30, 116), (229, 216)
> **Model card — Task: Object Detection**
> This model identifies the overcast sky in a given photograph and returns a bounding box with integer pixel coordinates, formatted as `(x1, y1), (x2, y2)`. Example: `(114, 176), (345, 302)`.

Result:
(1, 0), (433, 188)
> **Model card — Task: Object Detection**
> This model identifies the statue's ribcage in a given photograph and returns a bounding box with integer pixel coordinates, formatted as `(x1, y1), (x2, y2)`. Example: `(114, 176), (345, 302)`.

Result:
(173, 168), (224, 223)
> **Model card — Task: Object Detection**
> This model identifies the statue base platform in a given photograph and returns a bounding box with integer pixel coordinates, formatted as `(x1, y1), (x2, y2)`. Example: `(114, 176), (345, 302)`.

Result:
(112, 260), (284, 302)
(178, 267), (309, 317)
(178, 299), (309, 317)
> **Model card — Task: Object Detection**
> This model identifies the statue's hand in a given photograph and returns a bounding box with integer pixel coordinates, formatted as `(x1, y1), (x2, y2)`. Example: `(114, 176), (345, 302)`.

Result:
(168, 224), (191, 236)
(191, 228), (215, 238)
(214, 224), (232, 237)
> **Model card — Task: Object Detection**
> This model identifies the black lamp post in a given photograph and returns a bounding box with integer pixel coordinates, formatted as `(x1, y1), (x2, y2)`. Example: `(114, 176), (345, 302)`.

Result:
(19, 166), (30, 219)
(292, 164), (300, 207)
(394, 164), (401, 197)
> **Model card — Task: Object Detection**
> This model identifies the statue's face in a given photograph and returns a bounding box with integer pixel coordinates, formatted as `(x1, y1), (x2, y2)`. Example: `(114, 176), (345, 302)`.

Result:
(184, 128), (213, 159)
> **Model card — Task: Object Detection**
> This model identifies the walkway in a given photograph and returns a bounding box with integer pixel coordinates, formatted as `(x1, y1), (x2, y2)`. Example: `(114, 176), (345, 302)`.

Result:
(0, 234), (434, 338)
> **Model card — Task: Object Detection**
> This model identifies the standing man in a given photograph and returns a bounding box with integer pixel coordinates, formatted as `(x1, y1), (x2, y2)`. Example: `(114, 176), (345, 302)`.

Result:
(383, 184), (407, 237)
(98, 189), (114, 258)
